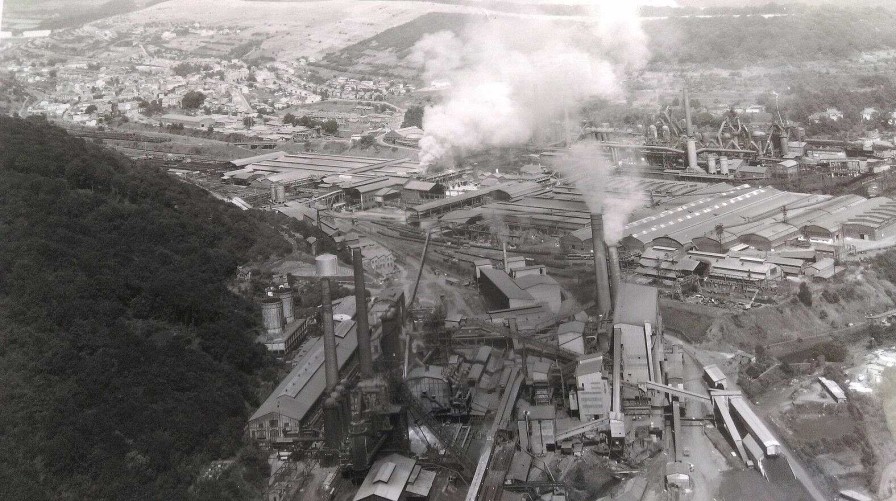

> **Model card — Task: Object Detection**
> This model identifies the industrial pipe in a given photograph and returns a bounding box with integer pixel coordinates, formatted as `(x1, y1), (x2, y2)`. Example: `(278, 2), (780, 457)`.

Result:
(352, 248), (373, 378)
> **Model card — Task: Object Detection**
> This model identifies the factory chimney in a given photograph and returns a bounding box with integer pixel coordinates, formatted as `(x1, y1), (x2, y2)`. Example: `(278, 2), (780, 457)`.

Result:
(503, 241), (509, 272)
(683, 88), (699, 171)
(607, 244), (622, 311)
(317, 254), (339, 393)
(352, 247), (374, 379)
(590, 214), (612, 319)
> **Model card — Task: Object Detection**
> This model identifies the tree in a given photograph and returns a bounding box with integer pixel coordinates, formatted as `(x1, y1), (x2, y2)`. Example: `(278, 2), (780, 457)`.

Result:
(283, 112), (296, 126)
(242, 116), (255, 129)
(321, 119), (339, 135)
(181, 91), (206, 110)
(358, 134), (375, 148)
(798, 282), (813, 307)
(85, 104), (98, 114)
(401, 105), (424, 129)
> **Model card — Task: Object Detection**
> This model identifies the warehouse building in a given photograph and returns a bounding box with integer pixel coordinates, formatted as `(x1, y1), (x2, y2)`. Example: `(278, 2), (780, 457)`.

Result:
(159, 113), (215, 129)
(401, 180), (445, 206)
(478, 267), (536, 311)
(247, 297), (358, 442)
(353, 453), (435, 501)
(842, 198), (896, 240)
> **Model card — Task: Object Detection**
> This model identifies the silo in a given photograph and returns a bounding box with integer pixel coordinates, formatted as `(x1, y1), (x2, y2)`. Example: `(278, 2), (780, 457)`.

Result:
(707, 155), (718, 174)
(648, 124), (658, 140)
(277, 288), (295, 324)
(720, 156), (730, 176)
(261, 297), (284, 337)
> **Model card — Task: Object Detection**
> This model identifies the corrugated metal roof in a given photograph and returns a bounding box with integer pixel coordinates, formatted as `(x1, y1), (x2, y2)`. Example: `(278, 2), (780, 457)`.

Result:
(353, 454), (416, 501)
(403, 180), (438, 191)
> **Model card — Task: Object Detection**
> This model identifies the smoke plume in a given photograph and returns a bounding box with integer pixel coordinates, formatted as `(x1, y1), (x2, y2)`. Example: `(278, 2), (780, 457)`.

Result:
(554, 141), (645, 244)
(407, 2), (648, 169)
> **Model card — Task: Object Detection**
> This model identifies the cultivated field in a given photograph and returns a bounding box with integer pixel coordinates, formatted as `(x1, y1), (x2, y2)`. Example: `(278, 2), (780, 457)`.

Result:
(103, 0), (483, 60)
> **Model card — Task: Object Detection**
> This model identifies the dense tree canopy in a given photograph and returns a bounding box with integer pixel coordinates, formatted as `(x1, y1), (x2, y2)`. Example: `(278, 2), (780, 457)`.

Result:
(401, 105), (424, 129)
(0, 116), (288, 500)
(181, 90), (206, 110)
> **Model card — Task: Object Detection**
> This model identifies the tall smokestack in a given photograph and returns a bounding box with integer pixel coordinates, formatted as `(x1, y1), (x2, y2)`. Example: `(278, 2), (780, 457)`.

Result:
(352, 248), (373, 379)
(607, 244), (621, 310)
(503, 241), (509, 272)
(317, 254), (339, 393)
(590, 214), (612, 319)
(686, 139), (698, 171)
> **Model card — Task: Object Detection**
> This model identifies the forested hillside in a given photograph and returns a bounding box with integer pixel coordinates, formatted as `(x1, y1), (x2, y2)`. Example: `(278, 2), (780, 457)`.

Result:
(0, 116), (288, 500)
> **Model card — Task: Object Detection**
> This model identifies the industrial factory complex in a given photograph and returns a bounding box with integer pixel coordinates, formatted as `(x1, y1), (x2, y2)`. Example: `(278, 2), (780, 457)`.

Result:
(224, 90), (896, 501)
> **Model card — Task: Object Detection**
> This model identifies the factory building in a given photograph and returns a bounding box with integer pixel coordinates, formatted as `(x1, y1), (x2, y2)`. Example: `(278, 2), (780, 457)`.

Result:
(159, 113), (215, 129)
(353, 453), (435, 501)
(406, 365), (452, 414)
(557, 320), (586, 355)
(401, 180), (445, 206)
(842, 198), (896, 240)
(248, 296), (359, 441)
(477, 266), (535, 311)
(343, 177), (407, 209)
(515, 274), (562, 313)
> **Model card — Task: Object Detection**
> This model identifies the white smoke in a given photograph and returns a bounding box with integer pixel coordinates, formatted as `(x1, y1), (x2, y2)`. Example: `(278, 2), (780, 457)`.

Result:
(554, 141), (646, 245)
(407, 2), (648, 169)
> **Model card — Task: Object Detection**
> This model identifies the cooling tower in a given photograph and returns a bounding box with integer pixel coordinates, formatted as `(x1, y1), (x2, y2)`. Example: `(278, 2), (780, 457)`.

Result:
(260, 297), (284, 337)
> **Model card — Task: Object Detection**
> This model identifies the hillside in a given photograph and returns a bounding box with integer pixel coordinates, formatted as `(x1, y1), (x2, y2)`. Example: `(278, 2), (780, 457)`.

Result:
(0, 116), (291, 500)
(676, 261), (896, 354)
(321, 5), (896, 77)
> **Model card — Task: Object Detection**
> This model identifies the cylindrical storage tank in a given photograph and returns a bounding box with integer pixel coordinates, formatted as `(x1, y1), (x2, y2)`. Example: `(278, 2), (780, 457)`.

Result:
(261, 298), (284, 337)
(707, 155), (718, 174)
(590, 214), (612, 320)
(607, 245), (622, 310)
(779, 134), (790, 157)
(686, 139), (698, 171)
(720, 156), (730, 175)
(277, 289), (295, 324)
(320, 277), (338, 393)
(648, 124), (658, 140)
(275, 184), (286, 202)
(270, 184), (278, 203)
(661, 125), (670, 141)
(797, 127), (806, 141)
(316, 253), (339, 277)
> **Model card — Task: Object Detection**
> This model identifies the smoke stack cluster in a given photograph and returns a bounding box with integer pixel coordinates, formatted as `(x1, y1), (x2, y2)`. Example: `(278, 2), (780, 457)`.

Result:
(352, 248), (373, 379)
(591, 213), (624, 319)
